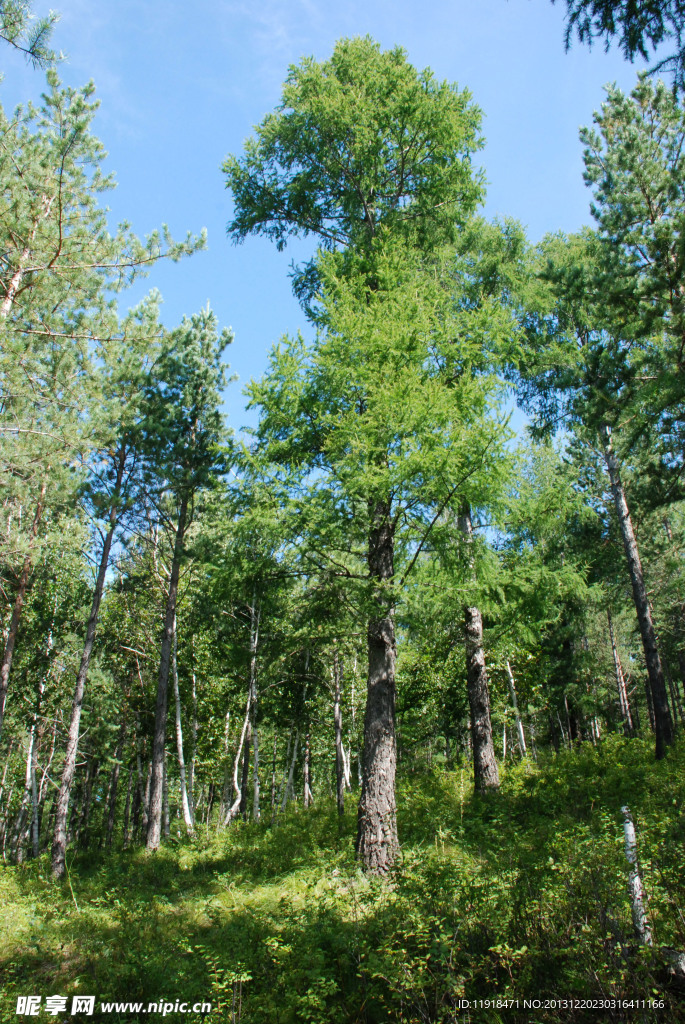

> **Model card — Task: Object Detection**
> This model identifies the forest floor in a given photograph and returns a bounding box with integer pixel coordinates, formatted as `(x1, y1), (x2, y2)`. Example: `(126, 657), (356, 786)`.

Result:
(1, 736), (685, 1024)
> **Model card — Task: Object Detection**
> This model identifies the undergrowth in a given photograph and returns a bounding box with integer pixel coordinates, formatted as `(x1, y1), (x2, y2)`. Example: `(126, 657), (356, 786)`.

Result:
(1, 734), (684, 1023)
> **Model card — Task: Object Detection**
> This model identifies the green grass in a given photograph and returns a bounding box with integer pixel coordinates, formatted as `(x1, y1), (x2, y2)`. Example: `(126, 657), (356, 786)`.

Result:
(2, 735), (685, 1023)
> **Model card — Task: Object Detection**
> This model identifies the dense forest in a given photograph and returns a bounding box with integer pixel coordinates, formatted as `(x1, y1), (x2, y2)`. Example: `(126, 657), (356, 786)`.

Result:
(2, 2), (685, 1021)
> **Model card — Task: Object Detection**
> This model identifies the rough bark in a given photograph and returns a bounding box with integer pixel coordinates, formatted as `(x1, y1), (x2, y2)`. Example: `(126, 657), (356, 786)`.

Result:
(147, 494), (189, 850)
(52, 450), (126, 878)
(356, 496), (398, 874)
(0, 484), (46, 740)
(459, 503), (500, 792)
(600, 427), (673, 758)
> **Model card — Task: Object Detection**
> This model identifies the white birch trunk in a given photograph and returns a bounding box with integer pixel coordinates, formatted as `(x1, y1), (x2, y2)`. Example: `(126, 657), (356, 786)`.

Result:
(622, 806), (652, 946)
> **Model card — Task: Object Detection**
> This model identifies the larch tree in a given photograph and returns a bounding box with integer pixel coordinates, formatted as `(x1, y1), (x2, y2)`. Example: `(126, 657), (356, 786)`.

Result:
(246, 240), (513, 871)
(223, 36), (498, 873)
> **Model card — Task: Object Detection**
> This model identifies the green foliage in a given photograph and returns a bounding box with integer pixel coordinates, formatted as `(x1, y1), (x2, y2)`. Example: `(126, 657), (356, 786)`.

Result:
(553, 0), (685, 87)
(224, 36), (483, 258)
(0, 0), (60, 69)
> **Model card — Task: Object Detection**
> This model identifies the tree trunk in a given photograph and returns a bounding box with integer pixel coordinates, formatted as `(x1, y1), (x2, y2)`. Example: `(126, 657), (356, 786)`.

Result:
(303, 730), (313, 808)
(505, 661), (527, 756)
(171, 614), (194, 832)
(188, 637), (198, 821)
(281, 728), (299, 810)
(600, 427), (673, 758)
(459, 503), (499, 792)
(0, 484), (46, 740)
(105, 722), (126, 851)
(271, 729), (277, 814)
(147, 494), (189, 851)
(333, 651), (345, 815)
(249, 598), (260, 822)
(122, 762), (133, 848)
(239, 721), (251, 820)
(223, 692), (251, 825)
(607, 608), (633, 735)
(622, 806), (652, 946)
(51, 449), (127, 878)
(77, 758), (99, 849)
(163, 750), (170, 838)
(356, 496), (398, 874)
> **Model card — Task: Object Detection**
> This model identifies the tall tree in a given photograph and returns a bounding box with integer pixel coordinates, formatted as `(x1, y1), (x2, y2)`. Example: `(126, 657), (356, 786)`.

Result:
(224, 36), (492, 873)
(141, 307), (231, 851)
(51, 297), (163, 879)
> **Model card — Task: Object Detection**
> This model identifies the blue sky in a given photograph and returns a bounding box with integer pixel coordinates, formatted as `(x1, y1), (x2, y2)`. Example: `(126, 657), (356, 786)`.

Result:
(1, 0), (653, 428)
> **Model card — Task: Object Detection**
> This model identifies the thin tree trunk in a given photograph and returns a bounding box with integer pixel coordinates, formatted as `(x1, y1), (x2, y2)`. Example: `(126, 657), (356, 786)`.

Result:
(171, 614), (194, 831)
(0, 484), (46, 740)
(505, 661), (527, 756)
(105, 721), (126, 851)
(77, 758), (99, 849)
(281, 728), (299, 810)
(277, 727), (293, 810)
(220, 709), (231, 822)
(51, 449), (126, 877)
(142, 760), (152, 837)
(188, 637), (198, 820)
(147, 494), (189, 851)
(665, 664), (684, 726)
(608, 608), (633, 735)
(122, 762), (133, 848)
(223, 691), (251, 825)
(249, 598), (260, 822)
(12, 725), (37, 862)
(333, 651), (345, 815)
(459, 503), (500, 792)
(600, 427), (673, 758)
(303, 730), (313, 808)
(357, 496), (398, 873)
(239, 721), (251, 820)
(163, 751), (170, 838)
(271, 728), (277, 814)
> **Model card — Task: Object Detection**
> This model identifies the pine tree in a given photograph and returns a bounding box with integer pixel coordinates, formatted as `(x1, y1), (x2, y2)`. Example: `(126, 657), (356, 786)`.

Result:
(139, 307), (231, 851)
